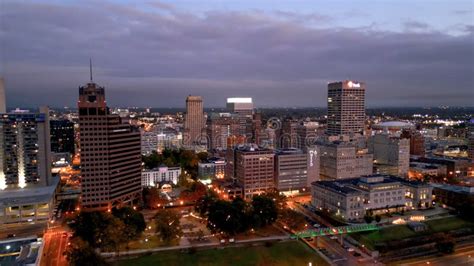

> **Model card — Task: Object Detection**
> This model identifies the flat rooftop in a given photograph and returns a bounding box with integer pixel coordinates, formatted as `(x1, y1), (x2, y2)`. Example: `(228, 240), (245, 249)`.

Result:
(0, 178), (58, 207)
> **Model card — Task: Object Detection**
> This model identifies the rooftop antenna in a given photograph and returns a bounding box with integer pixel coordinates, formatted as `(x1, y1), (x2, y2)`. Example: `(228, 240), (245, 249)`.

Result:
(89, 58), (93, 82)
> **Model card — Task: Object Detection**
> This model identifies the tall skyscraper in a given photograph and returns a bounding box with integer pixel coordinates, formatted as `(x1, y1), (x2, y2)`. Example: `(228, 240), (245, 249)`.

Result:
(327, 80), (366, 136)
(0, 77), (6, 113)
(183, 95), (205, 146)
(0, 107), (52, 189)
(468, 118), (474, 162)
(78, 75), (141, 211)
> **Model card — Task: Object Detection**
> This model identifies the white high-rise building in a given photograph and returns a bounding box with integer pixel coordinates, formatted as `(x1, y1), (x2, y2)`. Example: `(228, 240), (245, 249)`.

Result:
(226, 97), (254, 116)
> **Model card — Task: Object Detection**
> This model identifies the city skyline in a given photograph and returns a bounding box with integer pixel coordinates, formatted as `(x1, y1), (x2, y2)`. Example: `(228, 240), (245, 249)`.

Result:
(1, 0), (473, 108)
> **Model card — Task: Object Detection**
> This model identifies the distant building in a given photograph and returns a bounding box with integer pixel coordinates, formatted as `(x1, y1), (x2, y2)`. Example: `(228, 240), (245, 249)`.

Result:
(183, 95), (205, 146)
(372, 121), (415, 135)
(142, 166), (181, 187)
(401, 129), (425, 156)
(78, 78), (141, 211)
(207, 113), (241, 150)
(280, 119), (299, 149)
(311, 175), (433, 221)
(226, 97), (254, 116)
(0, 77), (5, 113)
(198, 157), (226, 179)
(318, 140), (373, 180)
(468, 118), (474, 162)
(0, 107), (52, 189)
(50, 120), (75, 154)
(368, 134), (410, 177)
(141, 131), (159, 155)
(327, 80), (366, 136)
(232, 144), (275, 199)
(297, 121), (320, 151)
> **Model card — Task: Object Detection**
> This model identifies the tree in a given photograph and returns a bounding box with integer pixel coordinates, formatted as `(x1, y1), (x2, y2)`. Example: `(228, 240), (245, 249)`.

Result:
(195, 191), (218, 217)
(364, 210), (374, 224)
(154, 209), (183, 244)
(69, 211), (127, 251)
(261, 190), (287, 211)
(251, 195), (278, 228)
(66, 237), (109, 266)
(143, 187), (167, 209)
(279, 209), (306, 231)
(375, 215), (381, 223)
(112, 207), (146, 241)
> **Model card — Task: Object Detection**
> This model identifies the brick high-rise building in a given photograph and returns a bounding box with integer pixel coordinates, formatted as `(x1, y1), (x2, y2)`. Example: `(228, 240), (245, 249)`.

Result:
(232, 145), (275, 199)
(327, 80), (366, 136)
(78, 77), (141, 211)
(207, 113), (241, 150)
(281, 119), (299, 148)
(184, 95), (205, 146)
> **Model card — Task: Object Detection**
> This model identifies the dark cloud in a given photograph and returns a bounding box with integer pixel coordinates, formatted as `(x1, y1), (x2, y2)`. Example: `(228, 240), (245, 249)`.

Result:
(1, 1), (473, 108)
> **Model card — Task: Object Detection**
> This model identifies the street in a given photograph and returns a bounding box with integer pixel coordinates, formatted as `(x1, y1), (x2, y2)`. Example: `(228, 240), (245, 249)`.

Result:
(397, 245), (474, 266)
(40, 228), (69, 266)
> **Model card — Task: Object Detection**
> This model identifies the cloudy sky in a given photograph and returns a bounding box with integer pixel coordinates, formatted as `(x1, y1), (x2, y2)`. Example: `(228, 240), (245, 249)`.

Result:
(1, 0), (473, 108)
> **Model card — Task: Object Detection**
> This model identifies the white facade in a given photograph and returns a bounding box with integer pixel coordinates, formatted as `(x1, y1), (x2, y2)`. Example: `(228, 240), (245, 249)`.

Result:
(311, 175), (433, 221)
(141, 166), (181, 187)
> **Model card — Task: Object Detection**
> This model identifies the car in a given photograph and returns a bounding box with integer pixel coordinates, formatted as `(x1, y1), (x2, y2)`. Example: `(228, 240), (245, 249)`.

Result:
(229, 238), (235, 243)
(62, 232), (69, 237)
(330, 236), (338, 240)
(347, 247), (355, 252)
(313, 223), (320, 228)
(220, 239), (226, 244)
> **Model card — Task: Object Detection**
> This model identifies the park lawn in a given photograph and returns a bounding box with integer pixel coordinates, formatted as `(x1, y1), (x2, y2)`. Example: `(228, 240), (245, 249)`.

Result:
(353, 216), (474, 250)
(425, 217), (474, 233)
(117, 241), (328, 266)
(351, 225), (417, 250)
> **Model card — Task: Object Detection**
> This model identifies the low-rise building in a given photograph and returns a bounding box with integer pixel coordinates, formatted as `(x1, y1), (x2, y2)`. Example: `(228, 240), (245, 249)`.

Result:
(0, 178), (59, 225)
(141, 166), (181, 187)
(198, 158), (226, 179)
(311, 175), (432, 221)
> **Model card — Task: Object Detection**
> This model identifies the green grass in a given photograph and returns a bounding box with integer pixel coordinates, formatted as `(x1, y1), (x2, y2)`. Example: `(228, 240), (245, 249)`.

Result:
(117, 241), (328, 266)
(425, 217), (474, 233)
(351, 225), (417, 250)
(352, 216), (474, 250)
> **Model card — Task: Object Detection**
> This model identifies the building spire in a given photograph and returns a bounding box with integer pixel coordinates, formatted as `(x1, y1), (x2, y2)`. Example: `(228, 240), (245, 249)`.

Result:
(89, 58), (93, 82)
